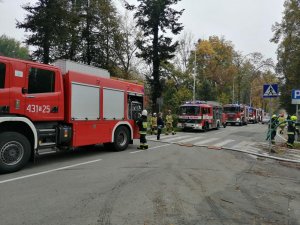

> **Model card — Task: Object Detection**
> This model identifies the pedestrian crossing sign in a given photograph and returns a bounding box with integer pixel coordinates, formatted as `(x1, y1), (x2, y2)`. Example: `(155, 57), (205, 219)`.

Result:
(263, 84), (278, 98)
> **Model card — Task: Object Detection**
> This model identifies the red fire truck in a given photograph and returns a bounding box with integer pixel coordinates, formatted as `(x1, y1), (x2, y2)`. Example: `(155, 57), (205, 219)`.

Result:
(223, 104), (249, 126)
(0, 56), (144, 173)
(248, 107), (259, 123)
(177, 101), (226, 131)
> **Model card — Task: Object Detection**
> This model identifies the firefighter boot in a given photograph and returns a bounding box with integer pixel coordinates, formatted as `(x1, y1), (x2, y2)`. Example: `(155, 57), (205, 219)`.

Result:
(144, 144), (148, 149)
(137, 144), (145, 150)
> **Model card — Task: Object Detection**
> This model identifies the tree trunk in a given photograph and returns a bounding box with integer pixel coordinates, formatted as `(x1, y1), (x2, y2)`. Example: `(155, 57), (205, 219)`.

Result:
(152, 26), (160, 112)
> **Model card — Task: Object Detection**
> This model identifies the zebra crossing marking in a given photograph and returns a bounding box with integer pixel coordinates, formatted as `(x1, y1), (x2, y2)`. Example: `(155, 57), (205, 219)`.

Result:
(213, 139), (235, 147)
(231, 141), (254, 150)
(176, 136), (205, 144)
(193, 138), (219, 146)
(161, 135), (192, 142)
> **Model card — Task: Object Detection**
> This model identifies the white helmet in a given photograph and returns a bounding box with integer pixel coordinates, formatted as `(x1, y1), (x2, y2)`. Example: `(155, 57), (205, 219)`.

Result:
(142, 109), (148, 116)
(153, 113), (157, 116)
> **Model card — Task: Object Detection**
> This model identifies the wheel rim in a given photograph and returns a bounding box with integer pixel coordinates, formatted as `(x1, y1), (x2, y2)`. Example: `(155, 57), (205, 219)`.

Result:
(1, 141), (24, 166)
(117, 131), (127, 147)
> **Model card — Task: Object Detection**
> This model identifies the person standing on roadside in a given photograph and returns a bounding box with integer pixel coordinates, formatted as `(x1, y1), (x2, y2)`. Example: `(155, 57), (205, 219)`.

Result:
(287, 115), (297, 148)
(278, 113), (286, 134)
(165, 109), (176, 135)
(157, 112), (164, 140)
(150, 113), (157, 135)
(270, 114), (279, 144)
(136, 110), (149, 149)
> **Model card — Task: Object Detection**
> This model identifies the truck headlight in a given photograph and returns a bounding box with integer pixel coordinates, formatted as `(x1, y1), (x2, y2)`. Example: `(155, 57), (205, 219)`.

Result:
(236, 118), (240, 122)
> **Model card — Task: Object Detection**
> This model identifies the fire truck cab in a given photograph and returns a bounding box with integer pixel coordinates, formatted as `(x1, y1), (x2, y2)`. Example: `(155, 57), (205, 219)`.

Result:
(223, 104), (248, 126)
(248, 107), (258, 123)
(177, 101), (224, 131)
(0, 56), (144, 173)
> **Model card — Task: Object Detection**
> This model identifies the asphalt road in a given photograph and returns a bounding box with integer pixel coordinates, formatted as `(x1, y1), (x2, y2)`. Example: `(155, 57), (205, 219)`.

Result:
(0, 124), (299, 225)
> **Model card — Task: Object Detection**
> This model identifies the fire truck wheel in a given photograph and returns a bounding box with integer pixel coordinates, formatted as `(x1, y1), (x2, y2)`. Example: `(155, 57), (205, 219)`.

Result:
(111, 126), (130, 151)
(0, 132), (31, 174)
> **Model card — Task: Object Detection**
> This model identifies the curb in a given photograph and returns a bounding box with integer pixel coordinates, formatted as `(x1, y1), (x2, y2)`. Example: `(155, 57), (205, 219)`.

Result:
(148, 139), (300, 163)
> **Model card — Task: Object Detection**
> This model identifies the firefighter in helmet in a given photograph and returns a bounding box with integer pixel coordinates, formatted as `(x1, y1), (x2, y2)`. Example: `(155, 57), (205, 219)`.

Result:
(287, 115), (297, 148)
(150, 112), (157, 135)
(165, 109), (176, 135)
(270, 114), (279, 144)
(278, 113), (286, 134)
(136, 109), (149, 149)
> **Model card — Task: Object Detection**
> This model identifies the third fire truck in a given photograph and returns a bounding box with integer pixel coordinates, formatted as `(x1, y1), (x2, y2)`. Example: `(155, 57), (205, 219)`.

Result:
(177, 101), (226, 131)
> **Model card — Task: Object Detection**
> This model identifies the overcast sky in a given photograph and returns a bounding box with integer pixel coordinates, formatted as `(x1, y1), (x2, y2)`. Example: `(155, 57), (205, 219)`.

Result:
(0, 0), (285, 61)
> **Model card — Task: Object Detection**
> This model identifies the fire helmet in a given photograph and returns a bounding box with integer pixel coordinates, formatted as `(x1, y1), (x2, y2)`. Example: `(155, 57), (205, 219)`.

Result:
(142, 109), (148, 116)
(291, 115), (297, 121)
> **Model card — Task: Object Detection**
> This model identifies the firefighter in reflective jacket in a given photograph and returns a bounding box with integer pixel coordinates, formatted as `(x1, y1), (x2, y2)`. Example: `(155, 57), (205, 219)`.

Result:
(136, 109), (149, 149)
(270, 114), (279, 144)
(287, 115), (297, 148)
(150, 113), (157, 135)
(165, 110), (176, 135)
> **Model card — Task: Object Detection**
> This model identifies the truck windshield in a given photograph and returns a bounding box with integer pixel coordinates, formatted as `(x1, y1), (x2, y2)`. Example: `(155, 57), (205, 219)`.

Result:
(0, 63), (5, 88)
(224, 106), (239, 113)
(179, 106), (200, 116)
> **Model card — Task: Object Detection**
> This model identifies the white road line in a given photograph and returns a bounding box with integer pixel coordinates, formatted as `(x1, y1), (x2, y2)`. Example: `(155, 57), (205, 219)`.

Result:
(193, 138), (219, 146)
(162, 135), (192, 142)
(130, 144), (171, 153)
(0, 159), (102, 184)
(176, 136), (204, 143)
(214, 139), (235, 147)
(147, 135), (172, 141)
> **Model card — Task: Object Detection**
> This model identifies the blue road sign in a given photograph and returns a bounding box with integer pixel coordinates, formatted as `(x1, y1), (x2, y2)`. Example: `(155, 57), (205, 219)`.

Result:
(292, 89), (300, 104)
(263, 84), (278, 98)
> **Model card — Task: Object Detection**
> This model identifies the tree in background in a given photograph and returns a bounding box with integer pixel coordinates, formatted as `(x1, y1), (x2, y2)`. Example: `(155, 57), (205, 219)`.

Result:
(271, 0), (300, 114)
(193, 36), (236, 104)
(17, 0), (138, 79)
(17, 0), (69, 64)
(0, 35), (29, 59)
(126, 0), (184, 112)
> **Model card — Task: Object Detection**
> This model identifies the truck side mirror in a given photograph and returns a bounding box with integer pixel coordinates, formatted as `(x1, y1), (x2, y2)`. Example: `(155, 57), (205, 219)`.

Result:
(22, 87), (28, 94)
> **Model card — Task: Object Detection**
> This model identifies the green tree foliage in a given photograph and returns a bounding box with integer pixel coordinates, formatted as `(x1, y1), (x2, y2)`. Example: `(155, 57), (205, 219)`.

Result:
(16, 0), (69, 63)
(17, 0), (136, 78)
(0, 35), (29, 59)
(126, 0), (184, 112)
(160, 35), (277, 112)
(271, 0), (300, 114)
(193, 36), (236, 103)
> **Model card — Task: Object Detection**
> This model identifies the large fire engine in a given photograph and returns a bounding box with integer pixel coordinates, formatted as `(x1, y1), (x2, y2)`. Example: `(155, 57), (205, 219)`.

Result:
(0, 56), (144, 173)
(177, 101), (226, 131)
(223, 104), (249, 126)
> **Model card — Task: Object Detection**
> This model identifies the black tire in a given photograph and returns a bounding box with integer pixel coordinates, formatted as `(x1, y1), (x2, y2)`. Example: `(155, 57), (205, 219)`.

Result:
(223, 123), (227, 128)
(111, 126), (130, 151)
(0, 132), (31, 174)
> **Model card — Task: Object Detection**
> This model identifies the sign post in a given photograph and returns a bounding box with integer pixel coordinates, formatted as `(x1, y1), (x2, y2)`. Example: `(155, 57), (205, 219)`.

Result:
(263, 84), (278, 152)
(291, 90), (300, 140)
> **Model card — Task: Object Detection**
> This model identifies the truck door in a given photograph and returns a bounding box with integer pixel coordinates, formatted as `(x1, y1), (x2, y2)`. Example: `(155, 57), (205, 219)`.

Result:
(24, 65), (63, 121)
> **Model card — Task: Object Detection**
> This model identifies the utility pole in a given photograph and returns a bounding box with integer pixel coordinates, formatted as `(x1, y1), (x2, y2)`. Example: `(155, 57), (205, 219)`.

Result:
(193, 48), (196, 102)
